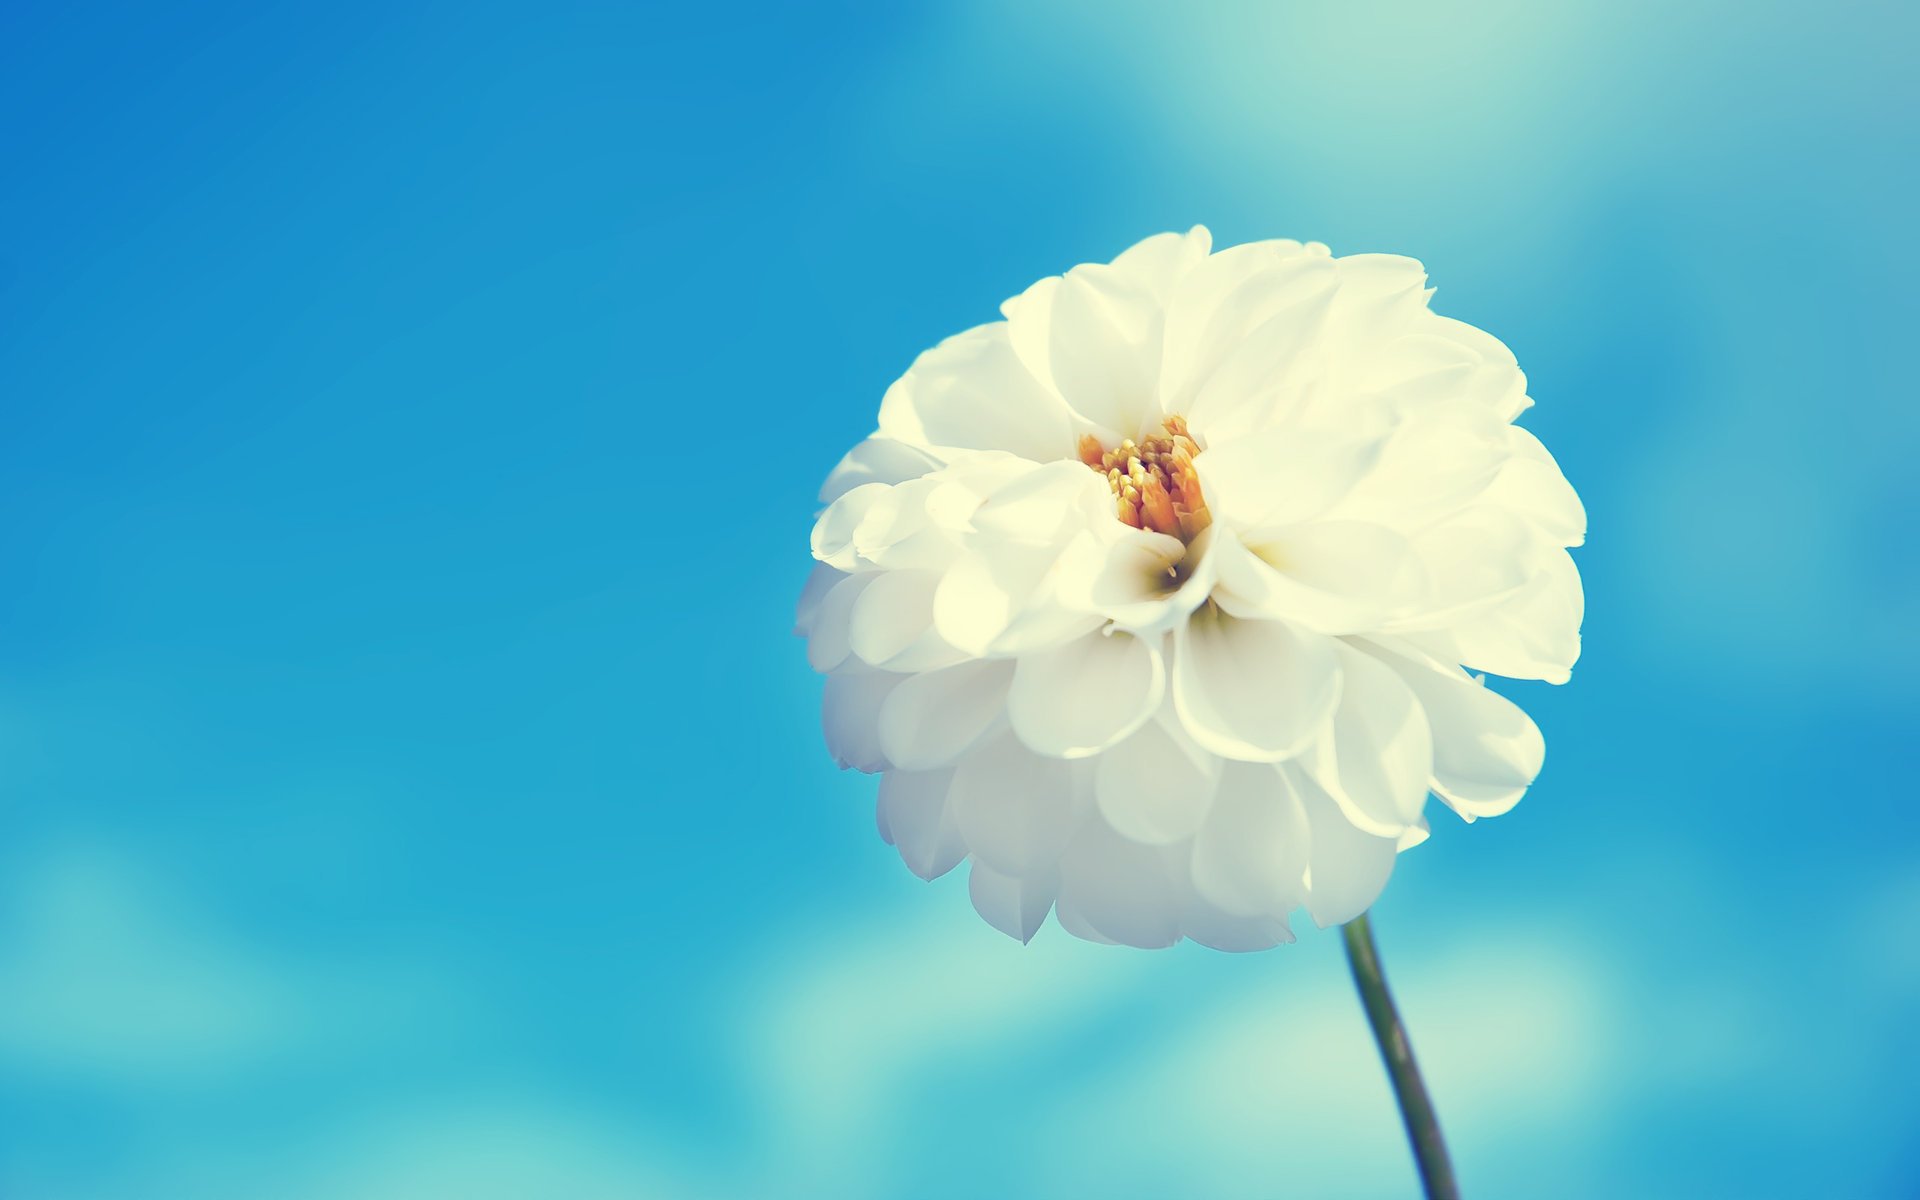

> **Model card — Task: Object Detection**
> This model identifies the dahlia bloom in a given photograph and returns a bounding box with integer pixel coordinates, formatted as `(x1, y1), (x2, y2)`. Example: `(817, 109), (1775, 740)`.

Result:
(798, 227), (1584, 950)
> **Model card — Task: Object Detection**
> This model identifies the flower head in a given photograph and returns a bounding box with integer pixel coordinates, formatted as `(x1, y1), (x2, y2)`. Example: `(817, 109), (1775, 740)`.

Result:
(798, 228), (1584, 950)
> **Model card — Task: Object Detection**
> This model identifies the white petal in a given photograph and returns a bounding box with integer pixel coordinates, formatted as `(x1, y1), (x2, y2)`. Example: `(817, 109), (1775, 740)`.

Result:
(1385, 506), (1536, 631)
(819, 436), (944, 505)
(948, 732), (1083, 875)
(1324, 253), (1432, 353)
(1008, 630), (1164, 759)
(805, 573), (873, 672)
(1195, 427), (1389, 531)
(970, 460), (1111, 545)
(1054, 817), (1183, 949)
(1185, 276), (1344, 438)
(968, 861), (1056, 943)
(877, 323), (1075, 463)
(1301, 643), (1432, 835)
(821, 670), (900, 773)
(1298, 765), (1399, 927)
(1486, 425), (1586, 548)
(1362, 641), (1545, 820)
(933, 546), (1103, 661)
(1042, 265), (1165, 438)
(1188, 760), (1309, 918)
(811, 483), (891, 572)
(794, 563), (846, 636)
(1159, 240), (1329, 418)
(998, 229), (1205, 439)
(1053, 903), (1117, 945)
(848, 569), (966, 673)
(1327, 412), (1509, 533)
(1066, 527), (1214, 635)
(1172, 606), (1340, 762)
(876, 659), (1014, 771)
(1443, 548), (1583, 684)
(1213, 521), (1425, 634)
(1181, 900), (1295, 952)
(932, 547), (1036, 657)
(878, 768), (965, 880)
(1106, 226), (1213, 301)
(1094, 711), (1220, 844)
(848, 478), (963, 573)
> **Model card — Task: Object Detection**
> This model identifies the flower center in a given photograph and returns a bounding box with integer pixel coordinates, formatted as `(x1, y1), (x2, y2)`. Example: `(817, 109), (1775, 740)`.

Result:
(1078, 416), (1212, 541)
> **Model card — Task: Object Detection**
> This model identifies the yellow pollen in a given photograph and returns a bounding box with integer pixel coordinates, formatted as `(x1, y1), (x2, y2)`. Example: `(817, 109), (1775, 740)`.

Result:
(1077, 416), (1211, 541)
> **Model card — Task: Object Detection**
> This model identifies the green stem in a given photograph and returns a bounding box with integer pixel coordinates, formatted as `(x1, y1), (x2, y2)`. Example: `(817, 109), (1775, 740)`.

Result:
(1342, 912), (1459, 1200)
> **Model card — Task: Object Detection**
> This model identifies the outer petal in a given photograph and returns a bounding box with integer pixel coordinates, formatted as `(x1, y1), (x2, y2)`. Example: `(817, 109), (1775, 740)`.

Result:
(1054, 817), (1184, 949)
(1301, 643), (1433, 835)
(821, 669), (901, 773)
(932, 542), (1103, 659)
(805, 573), (873, 672)
(877, 324), (1076, 463)
(1180, 901), (1295, 952)
(1361, 641), (1545, 820)
(1298, 765), (1399, 927)
(1008, 630), (1164, 758)
(819, 436), (945, 505)
(878, 768), (965, 880)
(968, 861), (1057, 944)
(877, 659), (1015, 771)
(1188, 760), (1309, 918)
(1385, 506), (1536, 631)
(948, 732), (1084, 875)
(1485, 425), (1586, 548)
(811, 482), (892, 572)
(794, 563), (846, 636)
(848, 569), (967, 673)
(1094, 709), (1220, 844)
(1172, 605), (1340, 762)
(1326, 412), (1509, 534)
(1442, 548), (1583, 684)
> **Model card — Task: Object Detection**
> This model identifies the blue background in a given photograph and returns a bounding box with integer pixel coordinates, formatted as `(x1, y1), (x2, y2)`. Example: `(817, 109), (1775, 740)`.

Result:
(2, 2), (1915, 1197)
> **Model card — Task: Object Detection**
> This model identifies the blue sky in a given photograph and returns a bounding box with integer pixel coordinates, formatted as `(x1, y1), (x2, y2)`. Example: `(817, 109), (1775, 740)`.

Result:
(2, 2), (1915, 1196)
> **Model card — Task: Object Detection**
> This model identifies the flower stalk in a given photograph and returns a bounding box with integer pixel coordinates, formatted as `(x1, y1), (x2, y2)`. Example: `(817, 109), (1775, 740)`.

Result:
(1342, 912), (1459, 1200)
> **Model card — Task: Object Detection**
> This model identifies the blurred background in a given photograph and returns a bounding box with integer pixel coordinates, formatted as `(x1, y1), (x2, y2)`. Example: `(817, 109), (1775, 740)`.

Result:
(2, 1), (1915, 1196)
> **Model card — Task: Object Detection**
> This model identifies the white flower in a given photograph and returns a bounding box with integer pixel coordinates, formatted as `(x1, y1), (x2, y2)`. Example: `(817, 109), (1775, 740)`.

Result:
(798, 228), (1584, 950)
